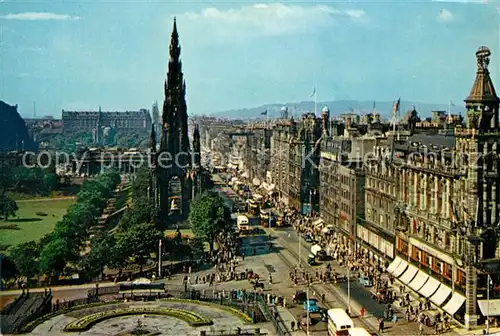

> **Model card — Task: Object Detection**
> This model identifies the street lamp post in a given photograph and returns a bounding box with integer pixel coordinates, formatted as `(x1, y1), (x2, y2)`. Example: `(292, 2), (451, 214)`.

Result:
(299, 219), (302, 268)
(158, 239), (162, 278)
(306, 285), (310, 336)
(347, 260), (351, 314)
(487, 274), (491, 334)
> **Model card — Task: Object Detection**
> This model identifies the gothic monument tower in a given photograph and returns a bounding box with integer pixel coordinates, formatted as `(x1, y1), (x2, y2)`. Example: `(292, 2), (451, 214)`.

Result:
(153, 18), (200, 221)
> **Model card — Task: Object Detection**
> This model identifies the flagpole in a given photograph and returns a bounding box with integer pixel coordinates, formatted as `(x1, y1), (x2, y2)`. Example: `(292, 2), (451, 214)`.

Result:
(315, 87), (318, 116)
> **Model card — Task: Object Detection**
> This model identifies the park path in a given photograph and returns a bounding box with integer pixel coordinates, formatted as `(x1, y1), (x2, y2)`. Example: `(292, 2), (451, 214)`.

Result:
(15, 196), (76, 203)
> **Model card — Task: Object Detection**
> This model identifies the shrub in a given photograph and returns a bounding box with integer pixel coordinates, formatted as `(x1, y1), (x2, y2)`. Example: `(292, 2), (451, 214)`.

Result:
(161, 298), (253, 323)
(63, 307), (213, 331)
(0, 224), (20, 230)
(21, 301), (121, 333)
(36, 212), (48, 216)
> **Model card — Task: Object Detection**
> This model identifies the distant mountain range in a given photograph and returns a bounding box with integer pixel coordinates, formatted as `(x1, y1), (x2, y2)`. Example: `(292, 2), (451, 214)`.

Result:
(211, 100), (465, 120)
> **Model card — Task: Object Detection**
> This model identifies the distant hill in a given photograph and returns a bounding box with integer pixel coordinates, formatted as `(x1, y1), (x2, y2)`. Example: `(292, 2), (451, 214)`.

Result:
(0, 100), (37, 151)
(211, 100), (465, 120)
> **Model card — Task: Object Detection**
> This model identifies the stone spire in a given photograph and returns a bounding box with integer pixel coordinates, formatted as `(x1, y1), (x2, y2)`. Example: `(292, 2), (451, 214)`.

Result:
(150, 123), (156, 152)
(464, 47), (499, 131)
(193, 124), (201, 167)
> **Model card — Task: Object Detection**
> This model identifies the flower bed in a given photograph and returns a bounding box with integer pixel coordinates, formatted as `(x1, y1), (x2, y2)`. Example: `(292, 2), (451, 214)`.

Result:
(63, 307), (213, 332)
(161, 298), (253, 324)
(20, 300), (121, 333)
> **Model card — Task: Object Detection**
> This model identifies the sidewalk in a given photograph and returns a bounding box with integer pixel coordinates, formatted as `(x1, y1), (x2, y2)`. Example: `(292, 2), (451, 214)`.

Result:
(0, 281), (122, 296)
(275, 305), (301, 336)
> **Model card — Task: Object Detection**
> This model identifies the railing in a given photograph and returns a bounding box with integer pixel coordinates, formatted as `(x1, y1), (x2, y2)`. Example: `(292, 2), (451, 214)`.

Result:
(200, 328), (266, 336)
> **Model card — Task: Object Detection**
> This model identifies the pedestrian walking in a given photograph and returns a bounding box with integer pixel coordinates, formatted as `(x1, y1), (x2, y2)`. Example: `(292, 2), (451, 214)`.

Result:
(419, 322), (424, 335)
(378, 318), (384, 333)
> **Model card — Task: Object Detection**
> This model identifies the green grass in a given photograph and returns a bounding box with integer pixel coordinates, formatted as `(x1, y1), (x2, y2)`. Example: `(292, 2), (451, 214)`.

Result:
(0, 199), (74, 248)
(164, 229), (194, 238)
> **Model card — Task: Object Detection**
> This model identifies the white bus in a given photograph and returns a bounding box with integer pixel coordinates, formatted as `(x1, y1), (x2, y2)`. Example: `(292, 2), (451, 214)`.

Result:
(237, 215), (250, 232)
(327, 308), (353, 336)
(348, 328), (371, 336)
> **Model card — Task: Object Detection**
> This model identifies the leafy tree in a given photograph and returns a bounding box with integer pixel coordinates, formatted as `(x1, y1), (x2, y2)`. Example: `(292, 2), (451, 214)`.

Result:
(80, 233), (116, 280)
(0, 253), (17, 282)
(188, 237), (205, 257)
(9, 241), (40, 278)
(0, 194), (18, 221)
(39, 238), (77, 278)
(188, 191), (232, 251)
(132, 167), (151, 199)
(43, 172), (58, 192)
(116, 222), (163, 272)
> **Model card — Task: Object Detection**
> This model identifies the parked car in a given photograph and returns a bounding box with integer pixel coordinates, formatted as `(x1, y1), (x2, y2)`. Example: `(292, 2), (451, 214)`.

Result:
(294, 290), (307, 304)
(303, 234), (314, 243)
(303, 299), (320, 313)
(359, 275), (373, 287)
(307, 254), (316, 266)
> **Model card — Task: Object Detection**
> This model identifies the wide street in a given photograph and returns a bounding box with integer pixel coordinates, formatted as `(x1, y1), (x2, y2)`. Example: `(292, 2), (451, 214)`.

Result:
(0, 172), (462, 335)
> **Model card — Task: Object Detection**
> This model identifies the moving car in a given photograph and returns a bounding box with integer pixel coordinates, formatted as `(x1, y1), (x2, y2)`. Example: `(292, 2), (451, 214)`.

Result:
(303, 299), (320, 313)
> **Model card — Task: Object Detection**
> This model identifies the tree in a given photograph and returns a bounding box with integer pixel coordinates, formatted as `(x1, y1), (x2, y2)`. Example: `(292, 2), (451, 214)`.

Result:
(0, 194), (18, 221)
(43, 172), (58, 193)
(80, 233), (116, 280)
(9, 241), (40, 278)
(188, 191), (232, 251)
(39, 238), (76, 278)
(116, 222), (163, 272)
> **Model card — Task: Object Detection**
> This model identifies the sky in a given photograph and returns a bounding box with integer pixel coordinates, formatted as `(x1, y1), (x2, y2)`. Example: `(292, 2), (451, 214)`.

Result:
(0, 0), (499, 118)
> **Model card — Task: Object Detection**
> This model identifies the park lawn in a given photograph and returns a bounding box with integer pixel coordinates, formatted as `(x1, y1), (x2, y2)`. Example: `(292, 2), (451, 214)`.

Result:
(163, 229), (211, 252)
(164, 229), (194, 239)
(0, 199), (74, 249)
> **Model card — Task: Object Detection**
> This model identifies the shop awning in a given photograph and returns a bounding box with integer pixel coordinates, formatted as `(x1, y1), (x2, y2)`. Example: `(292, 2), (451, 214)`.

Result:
(443, 292), (466, 315)
(393, 259), (409, 278)
(399, 264), (419, 285)
(419, 276), (440, 298)
(430, 284), (452, 306)
(313, 218), (325, 227)
(478, 299), (500, 317)
(387, 257), (403, 274)
(408, 271), (429, 292)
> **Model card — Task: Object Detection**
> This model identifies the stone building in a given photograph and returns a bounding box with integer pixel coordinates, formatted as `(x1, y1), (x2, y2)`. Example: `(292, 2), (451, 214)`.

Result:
(62, 107), (152, 134)
(271, 120), (294, 205)
(320, 113), (380, 255)
(288, 113), (322, 214)
(243, 128), (272, 188)
(360, 139), (397, 263)
(386, 47), (500, 328)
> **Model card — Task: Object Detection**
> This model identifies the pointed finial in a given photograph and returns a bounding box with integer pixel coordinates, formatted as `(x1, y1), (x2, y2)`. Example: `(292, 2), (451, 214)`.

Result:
(99, 105), (102, 113)
(172, 17), (178, 35)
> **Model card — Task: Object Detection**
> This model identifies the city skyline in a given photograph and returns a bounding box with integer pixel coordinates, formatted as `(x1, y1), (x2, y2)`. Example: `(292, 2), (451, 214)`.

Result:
(1, 0), (498, 118)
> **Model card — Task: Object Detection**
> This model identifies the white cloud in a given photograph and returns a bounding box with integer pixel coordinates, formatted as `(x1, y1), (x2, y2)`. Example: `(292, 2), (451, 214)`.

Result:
(177, 3), (368, 39)
(1, 12), (80, 21)
(438, 9), (454, 21)
(432, 0), (488, 3)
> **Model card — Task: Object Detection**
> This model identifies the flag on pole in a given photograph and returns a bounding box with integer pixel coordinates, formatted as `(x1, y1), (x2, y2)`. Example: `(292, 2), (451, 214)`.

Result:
(373, 101), (376, 110)
(395, 97), (401, 112)
(450, 100), (456, 107)
(310, 87), (316, 98)
(261, 110), (268, 115)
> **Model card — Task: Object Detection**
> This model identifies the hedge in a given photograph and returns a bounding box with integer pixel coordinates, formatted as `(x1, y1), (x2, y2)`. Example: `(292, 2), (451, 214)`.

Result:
(63, 307), (213, 331)
(20, 301), (121, 333)
(161, 298), (253, 324)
